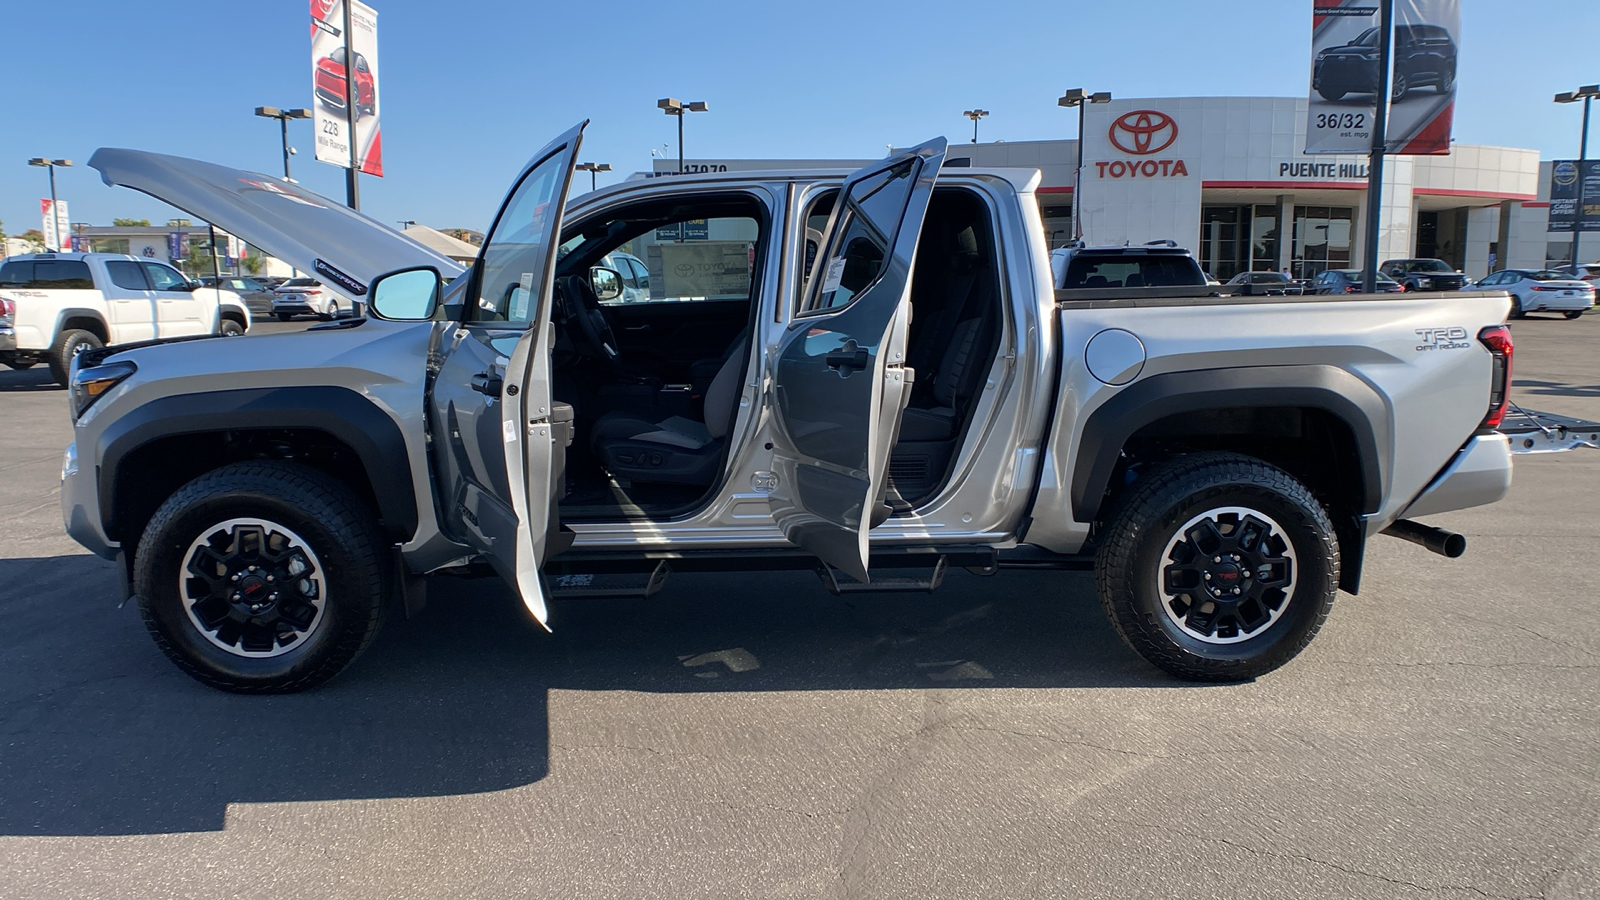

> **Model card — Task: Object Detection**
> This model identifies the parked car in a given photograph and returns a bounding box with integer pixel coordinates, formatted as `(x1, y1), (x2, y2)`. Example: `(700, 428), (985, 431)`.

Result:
(1313, 269), (1404, 294)
(314, 46), (375, 118)
(272, 277), (355, 321)
(1551, 263), (1600, 285)
(200, 276), (277, 314)
(1315, 24), (1456, 103)
(1379, 258), (1469, 292)
(256, 276), (290, 290)
(1224, 271), (1304, 296)
(591, 251), (651, 304)
(0, 252), (250, 384)
(71, 132), (1576, 694)
(1472, 269), (1594, 319)
(1050, 241), (1209, 289)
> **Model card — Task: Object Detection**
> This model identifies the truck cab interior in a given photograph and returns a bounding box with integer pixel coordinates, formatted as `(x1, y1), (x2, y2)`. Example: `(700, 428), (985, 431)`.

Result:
(547, 182), (1003, 522)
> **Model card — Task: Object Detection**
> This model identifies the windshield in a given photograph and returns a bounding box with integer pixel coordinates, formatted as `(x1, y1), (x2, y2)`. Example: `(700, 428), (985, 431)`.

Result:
(1351, 27), (1380, 47)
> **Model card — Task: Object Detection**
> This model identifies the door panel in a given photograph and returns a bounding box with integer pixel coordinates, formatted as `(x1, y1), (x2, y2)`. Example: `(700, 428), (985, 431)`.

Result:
(766, 138), (947, 581)
(428, 121), (586, 624)
(142, 262), (207, 336)
(101, 259), (157, 343)
(605, 298), (750, 378)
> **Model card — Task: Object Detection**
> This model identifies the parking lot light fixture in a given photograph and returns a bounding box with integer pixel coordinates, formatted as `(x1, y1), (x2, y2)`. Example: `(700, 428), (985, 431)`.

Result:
(28, 158), (73, 250)
(1057, 89), (1111, 241)
(1555, 86), (1600, 266)
(658, 98), (709, 174)
(575, 162), (613, 191)
(255, 107), (311, 182)
(397, 220), (416, 230)
(963, 109), (990, 144)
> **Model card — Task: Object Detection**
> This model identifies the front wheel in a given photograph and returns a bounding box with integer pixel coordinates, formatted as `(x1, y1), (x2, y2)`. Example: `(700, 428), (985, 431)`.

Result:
(220, 318), (246, 336)
(1317, 87), (1347, 102)
(1096, 453), (1338, 682)
(134, 461), (388, 693)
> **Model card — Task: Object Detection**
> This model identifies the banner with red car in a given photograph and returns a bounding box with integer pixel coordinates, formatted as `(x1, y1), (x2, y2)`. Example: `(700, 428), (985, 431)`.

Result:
(1305, 0), (1459, 155)
(310, 0), (383, 176)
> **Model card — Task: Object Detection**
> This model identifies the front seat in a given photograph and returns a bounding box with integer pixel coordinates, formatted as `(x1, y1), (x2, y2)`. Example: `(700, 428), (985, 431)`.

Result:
(589, 338), (747, 486)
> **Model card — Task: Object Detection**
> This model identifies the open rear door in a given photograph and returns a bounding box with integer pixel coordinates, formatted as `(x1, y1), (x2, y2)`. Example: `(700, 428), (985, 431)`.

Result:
(766, 138), (947, 581)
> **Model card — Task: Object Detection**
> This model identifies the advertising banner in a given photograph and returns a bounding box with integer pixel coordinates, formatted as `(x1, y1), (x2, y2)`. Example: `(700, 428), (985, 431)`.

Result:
(167, 231), (189, 261)
(1305, 0), (1459, 155)
(1546, 160), (1600, 233)
(310, 0), (383, 176)
(40, 199), (70, 252)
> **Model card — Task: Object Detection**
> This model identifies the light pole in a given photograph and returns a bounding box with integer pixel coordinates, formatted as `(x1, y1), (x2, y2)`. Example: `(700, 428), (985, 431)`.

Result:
(963, 109), (990, 144)
(28, 158), (72, 251)
(1555, 85), (1600, 267)
(396, 220), (416, 230)
(575, 162), (613, 191)
(254, 107), (310, 182)
(1056, 89), (1112, 242)
(657, 98), (709, 174)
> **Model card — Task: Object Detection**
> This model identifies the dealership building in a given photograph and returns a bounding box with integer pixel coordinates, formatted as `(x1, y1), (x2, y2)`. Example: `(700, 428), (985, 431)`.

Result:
(649, 95), (1555, 282)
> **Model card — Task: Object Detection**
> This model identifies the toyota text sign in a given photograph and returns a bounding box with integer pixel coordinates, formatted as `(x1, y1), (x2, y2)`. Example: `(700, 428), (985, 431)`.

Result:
(1305, 0), (1459, 155)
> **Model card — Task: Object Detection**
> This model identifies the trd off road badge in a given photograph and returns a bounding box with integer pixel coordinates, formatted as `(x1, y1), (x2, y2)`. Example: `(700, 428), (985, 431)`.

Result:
(1414, 327), (1470, 351)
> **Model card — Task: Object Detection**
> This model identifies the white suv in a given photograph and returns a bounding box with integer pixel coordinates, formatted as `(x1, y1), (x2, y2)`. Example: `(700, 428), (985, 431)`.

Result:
(0, 252), (251, 384)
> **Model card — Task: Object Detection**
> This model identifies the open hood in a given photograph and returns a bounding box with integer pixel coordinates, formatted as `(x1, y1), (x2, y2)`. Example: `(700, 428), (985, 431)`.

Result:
(89, 149), (467, 296)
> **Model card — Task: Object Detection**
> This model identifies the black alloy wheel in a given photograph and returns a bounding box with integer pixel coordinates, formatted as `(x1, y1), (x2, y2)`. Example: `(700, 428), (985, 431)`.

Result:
(134, 461), (387, 693)
(1096, 453), (1338, 682)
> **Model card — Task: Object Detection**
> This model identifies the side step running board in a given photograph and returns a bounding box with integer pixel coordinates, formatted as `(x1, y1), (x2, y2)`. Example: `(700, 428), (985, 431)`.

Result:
(817, 555), (947, 595)
(549, 560), (671, 599)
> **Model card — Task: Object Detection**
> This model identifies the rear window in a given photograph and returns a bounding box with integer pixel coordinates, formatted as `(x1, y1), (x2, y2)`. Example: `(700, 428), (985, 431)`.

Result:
(1061, 254), (1206, 289)
(282, 278), (320, 287)
(0, 259), (96, 289)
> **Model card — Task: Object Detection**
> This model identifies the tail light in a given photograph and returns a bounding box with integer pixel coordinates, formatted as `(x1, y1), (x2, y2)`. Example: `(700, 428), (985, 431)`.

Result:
(1344, 285), (1359, 293)
(303, 289), (322, 295)
(1478, 325), (1513, 429)
(0, 297), (14, 318)
(1531, 285), (1557, 292)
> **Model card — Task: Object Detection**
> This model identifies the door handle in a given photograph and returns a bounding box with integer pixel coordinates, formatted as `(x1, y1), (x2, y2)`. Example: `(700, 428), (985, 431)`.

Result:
(471, 371), (503, 396)
(825, 343), (869, 374)
(624, 324), (652, 332)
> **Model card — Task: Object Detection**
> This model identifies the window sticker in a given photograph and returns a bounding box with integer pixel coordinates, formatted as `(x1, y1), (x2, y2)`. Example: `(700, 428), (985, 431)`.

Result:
(510, 272), (534, 320)
(820, 257), (846, 296)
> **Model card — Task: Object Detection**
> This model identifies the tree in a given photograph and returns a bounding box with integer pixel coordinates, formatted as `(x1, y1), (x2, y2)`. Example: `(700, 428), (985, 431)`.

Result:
(112, 217), (151, 227)
(16, 229), (45, 253)
(179, 242), (215, 278)
(0, 217), (7, 246)
(240, 254), (263, 275)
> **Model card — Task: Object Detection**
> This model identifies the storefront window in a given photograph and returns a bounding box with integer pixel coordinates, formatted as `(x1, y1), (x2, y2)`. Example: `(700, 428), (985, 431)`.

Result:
(1251, 205), (1279, 272)
(1292, 206), (1355, 279)
(88, 238), (130, 255)
(1038, 202), (1073, 249)
(1200, 206), (1241, 281)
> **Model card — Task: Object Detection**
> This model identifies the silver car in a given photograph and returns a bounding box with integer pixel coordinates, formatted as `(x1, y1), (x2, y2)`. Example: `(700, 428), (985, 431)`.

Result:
(1473, 269), (1594, 319)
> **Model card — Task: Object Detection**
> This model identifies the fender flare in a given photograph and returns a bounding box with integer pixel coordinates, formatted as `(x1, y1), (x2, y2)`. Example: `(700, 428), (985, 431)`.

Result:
(1070, 365), (1390, 522)
(97, 386), (417, 541)
(54, 307), (111, 342)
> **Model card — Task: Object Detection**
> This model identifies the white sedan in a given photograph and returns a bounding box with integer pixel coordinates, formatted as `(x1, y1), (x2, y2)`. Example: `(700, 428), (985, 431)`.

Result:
(271, 277), (356, 321)
(1473, 269), (1595, 319)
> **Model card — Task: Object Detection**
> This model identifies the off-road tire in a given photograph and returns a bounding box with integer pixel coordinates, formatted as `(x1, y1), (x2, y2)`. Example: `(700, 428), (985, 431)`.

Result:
(220, 318), (246, 336)
(1096, 452), (1338, 682)
(134, 461), (388, 693)
(48, 328), (103, 386)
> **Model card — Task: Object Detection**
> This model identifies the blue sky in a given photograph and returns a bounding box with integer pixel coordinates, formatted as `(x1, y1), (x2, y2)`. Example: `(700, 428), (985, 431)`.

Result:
(2, 0), (1596, 237)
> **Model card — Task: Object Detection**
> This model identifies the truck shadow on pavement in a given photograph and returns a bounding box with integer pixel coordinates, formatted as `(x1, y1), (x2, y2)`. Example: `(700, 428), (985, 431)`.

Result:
(0, 554), (1193, 836)
(1515, 379), (1600, 399)
(0, 368), (62, 392)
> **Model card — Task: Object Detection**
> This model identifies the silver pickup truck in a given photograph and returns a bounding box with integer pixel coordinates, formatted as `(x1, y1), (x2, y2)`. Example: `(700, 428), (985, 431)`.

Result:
(61, 123), (1575, 693)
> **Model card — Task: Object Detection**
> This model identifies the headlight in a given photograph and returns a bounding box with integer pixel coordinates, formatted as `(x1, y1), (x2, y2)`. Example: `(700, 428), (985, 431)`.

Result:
(71, 360), (137, 419)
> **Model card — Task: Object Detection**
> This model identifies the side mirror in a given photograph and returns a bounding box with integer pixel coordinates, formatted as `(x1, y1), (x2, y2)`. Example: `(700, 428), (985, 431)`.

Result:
(368, 266), (443, 321)
(590, 265), (625, 302)
(187, 280), (204, 292)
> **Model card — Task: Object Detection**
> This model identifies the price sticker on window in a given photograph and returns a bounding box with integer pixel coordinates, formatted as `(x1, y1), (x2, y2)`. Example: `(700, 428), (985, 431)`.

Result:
(820, 257), (846, 296)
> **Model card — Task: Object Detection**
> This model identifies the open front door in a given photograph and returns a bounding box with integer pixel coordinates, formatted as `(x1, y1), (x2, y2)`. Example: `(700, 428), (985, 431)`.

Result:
(446, 121), (587, 625)
(767, 138), (947, 581)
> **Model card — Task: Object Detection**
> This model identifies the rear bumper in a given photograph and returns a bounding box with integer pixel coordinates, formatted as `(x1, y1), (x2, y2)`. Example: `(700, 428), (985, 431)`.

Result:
(0, 325), (15, 352)
(1400, 433), (1513, 520)
(1521, 293), (1592, 312)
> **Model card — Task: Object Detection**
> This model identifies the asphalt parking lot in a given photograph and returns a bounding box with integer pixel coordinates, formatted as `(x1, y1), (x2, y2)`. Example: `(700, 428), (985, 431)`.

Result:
(0, 313), (1596, 899)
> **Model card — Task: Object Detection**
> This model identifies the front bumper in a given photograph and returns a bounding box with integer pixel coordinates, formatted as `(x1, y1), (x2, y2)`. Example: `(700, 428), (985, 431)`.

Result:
(1315, 57), (1379, 92)
(1401, 433), (1514, 520)
(61, 440), (119, 560)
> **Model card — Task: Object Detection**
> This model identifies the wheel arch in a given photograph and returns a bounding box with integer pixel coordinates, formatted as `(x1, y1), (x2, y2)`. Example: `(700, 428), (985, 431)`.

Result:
(56, 308), (111, 343)
(98, 386), (418, 547)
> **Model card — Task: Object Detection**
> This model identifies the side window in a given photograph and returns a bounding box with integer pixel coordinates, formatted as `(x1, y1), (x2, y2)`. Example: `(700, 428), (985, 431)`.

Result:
(142, 263), (188, 292)
(31, 260), (95, 289)
(106, 261), (151, 291)
(804, 160), (917, 312)
(476, 151), (566, 324)
(626, 258), (651, 291)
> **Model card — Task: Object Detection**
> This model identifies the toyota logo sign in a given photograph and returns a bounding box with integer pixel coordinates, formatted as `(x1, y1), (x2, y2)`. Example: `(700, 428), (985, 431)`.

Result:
(1109, 110), (1178, 156)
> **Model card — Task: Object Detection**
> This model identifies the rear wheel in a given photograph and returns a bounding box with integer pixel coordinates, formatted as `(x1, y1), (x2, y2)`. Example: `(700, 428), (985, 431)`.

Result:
(134, 461), (388, 693)
(1096, 453), (1338, 682)
(320, 300), (340, 321)
(1509, 295), (1527, 319)
(47, 328), (103, 386)
(1565, 309), (1585, 320)
(1391, 71), (1410, 102)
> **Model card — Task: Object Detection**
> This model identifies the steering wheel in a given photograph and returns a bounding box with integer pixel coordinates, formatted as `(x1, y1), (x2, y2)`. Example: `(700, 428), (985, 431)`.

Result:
(557, 275), (622, 366)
